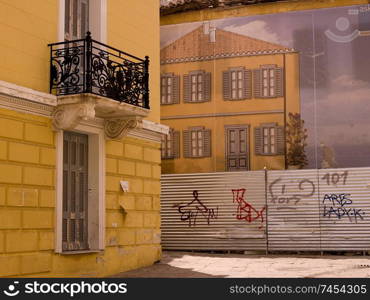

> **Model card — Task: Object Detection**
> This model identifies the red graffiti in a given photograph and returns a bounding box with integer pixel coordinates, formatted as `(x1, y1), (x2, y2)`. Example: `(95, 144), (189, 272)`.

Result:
(232, 189), (266, 228)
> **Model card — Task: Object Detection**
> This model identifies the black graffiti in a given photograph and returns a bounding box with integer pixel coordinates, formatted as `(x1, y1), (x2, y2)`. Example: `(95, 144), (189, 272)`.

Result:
(322, 171), (349, 186)
(173, 190), (218, 227)
(322, 193), (365, 222)
(269, 177), (316, 207)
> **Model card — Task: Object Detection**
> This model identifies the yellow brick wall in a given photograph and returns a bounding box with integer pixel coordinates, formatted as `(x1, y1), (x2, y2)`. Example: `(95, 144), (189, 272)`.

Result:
(0, 107), (161, 277)
(0, 107), (55, 277)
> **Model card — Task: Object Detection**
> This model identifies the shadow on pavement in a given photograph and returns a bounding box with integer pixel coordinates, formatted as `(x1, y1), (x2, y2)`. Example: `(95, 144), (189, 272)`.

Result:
(110, 263), (226, 278)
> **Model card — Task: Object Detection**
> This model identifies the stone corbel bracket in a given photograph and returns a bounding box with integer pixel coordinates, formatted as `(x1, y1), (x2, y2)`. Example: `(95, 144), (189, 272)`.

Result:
(104, 117), (143, 140)
(52, 97), (96, 131)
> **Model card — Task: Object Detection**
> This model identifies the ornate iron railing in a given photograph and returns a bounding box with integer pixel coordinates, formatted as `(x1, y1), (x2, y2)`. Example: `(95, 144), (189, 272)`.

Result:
(48, 32), (150, 109)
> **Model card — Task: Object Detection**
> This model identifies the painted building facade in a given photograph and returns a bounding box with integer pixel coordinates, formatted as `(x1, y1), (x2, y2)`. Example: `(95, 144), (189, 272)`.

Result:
(0, 0), (166, 277)
(160, 24), (300, 173)
(161, 0), (370, 172)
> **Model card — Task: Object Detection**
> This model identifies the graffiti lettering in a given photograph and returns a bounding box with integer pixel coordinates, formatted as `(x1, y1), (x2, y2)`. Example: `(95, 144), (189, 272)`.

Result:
(269, 177), (316, 208)
(173, 190), (218, 227)
(322, 171), (349, 186)
(322, 193), (365, 222)
(231, 189), (266, 228)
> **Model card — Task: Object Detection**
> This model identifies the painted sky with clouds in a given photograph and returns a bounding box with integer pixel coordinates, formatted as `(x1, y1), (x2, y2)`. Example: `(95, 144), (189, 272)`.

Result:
(161, 5), (370, 168)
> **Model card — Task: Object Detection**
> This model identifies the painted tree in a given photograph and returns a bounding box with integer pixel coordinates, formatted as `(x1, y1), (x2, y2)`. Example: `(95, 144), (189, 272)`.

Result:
(286, 112), (308, 168)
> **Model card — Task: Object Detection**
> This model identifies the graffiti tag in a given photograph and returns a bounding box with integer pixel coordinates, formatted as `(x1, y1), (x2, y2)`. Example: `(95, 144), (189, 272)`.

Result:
(322, 193), (365, 222)
(231, 189), (266, 228)
(269, 177), (316, 208)
(321, 171), (349, 186)
(173, 190), (218, 227)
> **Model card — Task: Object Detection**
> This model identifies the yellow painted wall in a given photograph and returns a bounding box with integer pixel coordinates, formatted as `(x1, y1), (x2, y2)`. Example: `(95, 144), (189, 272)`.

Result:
(0, 0), (160, 123)
(161, 52), (300, 173)
(108, 0), (160, 123)
(0, 0), (58, 92)
(0, 106), (161, 277)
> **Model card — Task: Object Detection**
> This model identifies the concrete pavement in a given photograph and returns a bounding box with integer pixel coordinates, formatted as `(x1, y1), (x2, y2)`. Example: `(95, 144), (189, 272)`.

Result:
(112, 251), (370, 278)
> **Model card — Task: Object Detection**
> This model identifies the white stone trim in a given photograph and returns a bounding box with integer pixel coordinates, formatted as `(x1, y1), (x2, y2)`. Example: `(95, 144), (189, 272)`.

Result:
(0, 80), (56, 107)
(55, 124), (106, 253)
(142, 119), (170, 135)
(58, 0), (107, 42)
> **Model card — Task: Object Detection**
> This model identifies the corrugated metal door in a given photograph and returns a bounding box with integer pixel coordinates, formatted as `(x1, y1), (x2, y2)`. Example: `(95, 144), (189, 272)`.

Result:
(319, 167), (370, 251)
(267, 169), (321, 251)
(161, 171), (267, 251)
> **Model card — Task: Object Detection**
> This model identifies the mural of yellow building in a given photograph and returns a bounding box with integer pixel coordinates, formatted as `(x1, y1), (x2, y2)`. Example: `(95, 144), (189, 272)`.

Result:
(160, 24), (300, 174)
(0, 0), (167, 277)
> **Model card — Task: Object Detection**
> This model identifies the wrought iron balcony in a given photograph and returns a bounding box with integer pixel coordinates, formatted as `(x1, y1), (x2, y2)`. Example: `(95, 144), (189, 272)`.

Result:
(48, 32), (149, 109)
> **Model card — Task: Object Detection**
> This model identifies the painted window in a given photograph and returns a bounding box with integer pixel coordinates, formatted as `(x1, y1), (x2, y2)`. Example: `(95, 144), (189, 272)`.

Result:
(255, 124), (285, 156)
(161, 129), (180, 159)
(223, 67), (252, 100)
(253, 65), (284, 98)
(183, 127), (211, 158)
(262, 126), (276, 154)
(183, 71), (211, 103)
(262, 67), (276, 97)
(161, 74), (180, 105)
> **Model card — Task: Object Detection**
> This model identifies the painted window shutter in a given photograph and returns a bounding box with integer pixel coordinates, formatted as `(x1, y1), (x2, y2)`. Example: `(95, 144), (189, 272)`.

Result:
(244, 69), (252, 99)
(203, 129), (212, 157)
(254, 127), (262, 155)
(276, 126), (285, 155)
(253, 69), (262, 98)
(183, 130), (191, 158)
(183, 74), (190, 103)
(172, 75), (180, 104)
(204, 72), (211, 102)
(223, 71), (231, 100)
(275, 67), (284, 97)
(173, 131), (180, 158)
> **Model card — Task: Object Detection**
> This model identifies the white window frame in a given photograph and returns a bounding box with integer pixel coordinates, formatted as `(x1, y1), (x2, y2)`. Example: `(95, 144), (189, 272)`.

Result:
(58, 0), (107, 43)
(161, 75), (173, 105)
(55, 124), (105, 253)
(262, 125), (277, 155)
(262, 67), (276, 98)
(161, 130), (173, 159)
(190, 71), (204, 102)
(230, 69), (244, 100)
(190, 127), (204, 157)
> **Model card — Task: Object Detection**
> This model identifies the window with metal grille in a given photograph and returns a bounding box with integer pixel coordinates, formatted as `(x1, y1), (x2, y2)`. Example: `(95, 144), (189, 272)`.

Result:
(65, 0), (89, 40)
(161, 73), (180, 105)
(63, 131), (88, 251)
(161, 129), (180, 159)
(183, 127), (211, 158)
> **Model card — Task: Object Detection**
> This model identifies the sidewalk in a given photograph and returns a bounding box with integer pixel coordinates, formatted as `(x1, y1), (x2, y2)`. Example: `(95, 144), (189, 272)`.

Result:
(112, 251), (370, 278)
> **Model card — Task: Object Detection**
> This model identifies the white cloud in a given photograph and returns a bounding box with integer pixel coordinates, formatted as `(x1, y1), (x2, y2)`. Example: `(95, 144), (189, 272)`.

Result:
(222, 20), (281, 45)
